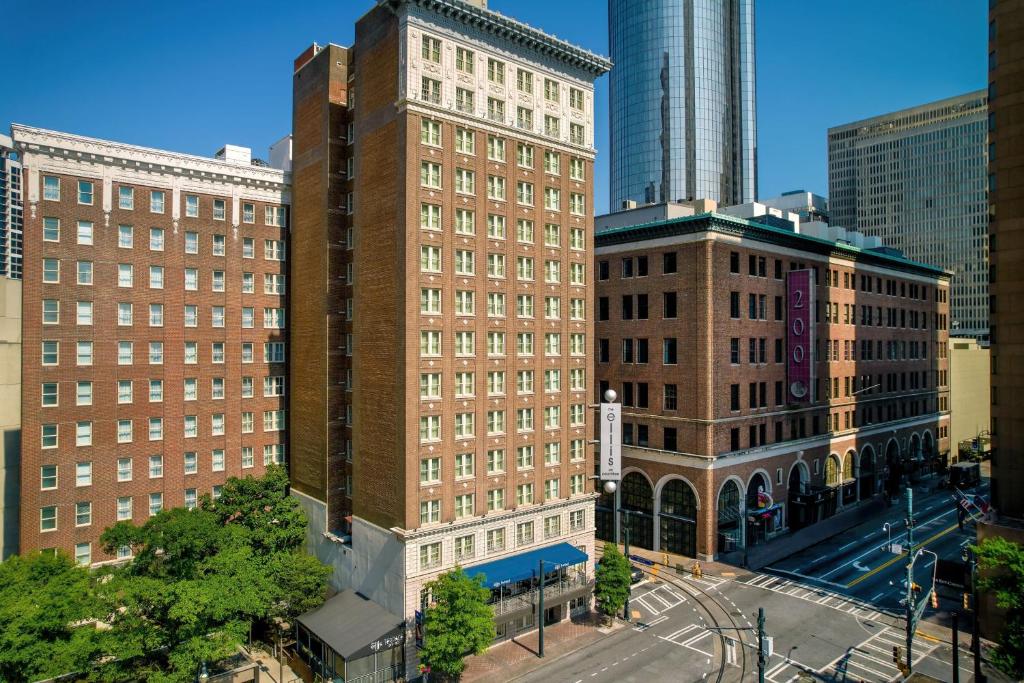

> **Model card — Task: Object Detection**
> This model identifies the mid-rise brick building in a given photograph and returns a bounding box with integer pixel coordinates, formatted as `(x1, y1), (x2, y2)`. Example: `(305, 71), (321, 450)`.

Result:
(12, 125), (290, 563)
(287, 1), (609, 676)
(595, 211), (951, 562)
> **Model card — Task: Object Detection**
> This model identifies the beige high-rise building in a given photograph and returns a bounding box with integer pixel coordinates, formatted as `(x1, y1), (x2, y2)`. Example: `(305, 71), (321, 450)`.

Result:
(288, 1), (609, 678)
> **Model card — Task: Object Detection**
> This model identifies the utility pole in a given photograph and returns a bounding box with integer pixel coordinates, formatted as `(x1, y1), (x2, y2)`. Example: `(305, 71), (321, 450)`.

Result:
(538, 559), (546, 657)
(622, 510), (631, 622)
(952, 611), (960, 683)
(964, 547), (983, 682)
(757, 607), (766, 683)
(905, 487), (916, 674)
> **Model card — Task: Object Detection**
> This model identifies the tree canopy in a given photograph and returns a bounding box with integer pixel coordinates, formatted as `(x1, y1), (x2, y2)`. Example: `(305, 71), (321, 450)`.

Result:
(594, 542), (631, 619)
(0, 466), (331, 683)
(419, 567), (494, 679)
(973, 536), (1024, 679)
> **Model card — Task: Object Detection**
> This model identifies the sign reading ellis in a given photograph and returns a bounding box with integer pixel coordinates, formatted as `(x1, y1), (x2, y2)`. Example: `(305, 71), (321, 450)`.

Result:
(600, 402), (621, 481)
(786, 269), (815, 403)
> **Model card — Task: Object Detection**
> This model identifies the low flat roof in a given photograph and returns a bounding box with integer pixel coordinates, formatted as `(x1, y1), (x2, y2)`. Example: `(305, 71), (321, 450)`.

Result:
(297, 590), (404, 660)
(464, 542), (588, 589)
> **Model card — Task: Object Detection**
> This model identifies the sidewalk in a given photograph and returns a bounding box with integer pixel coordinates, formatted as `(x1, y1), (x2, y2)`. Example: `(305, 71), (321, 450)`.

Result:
(461, 613), (620, 683)
(246, 647), (301, 683)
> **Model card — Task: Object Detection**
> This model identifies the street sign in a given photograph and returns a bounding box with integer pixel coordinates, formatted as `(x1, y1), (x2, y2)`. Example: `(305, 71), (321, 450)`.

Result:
(600, 402), (621, 481)
(891, 543), (903, 555)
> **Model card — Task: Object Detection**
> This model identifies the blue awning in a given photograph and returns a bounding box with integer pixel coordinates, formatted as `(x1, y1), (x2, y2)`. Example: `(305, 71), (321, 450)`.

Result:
(463, 542), (588, 589)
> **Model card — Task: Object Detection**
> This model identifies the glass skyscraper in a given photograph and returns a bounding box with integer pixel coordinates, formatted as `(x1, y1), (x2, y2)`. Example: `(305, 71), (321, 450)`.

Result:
(608, 0), (757, 208)
(828, 91), (989, 338)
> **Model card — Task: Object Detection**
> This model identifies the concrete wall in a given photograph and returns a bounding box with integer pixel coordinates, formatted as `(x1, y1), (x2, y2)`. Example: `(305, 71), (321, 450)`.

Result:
(0, 278), (20, 559)
(949, 339), (990, 458)
(292, 489), (352, 594)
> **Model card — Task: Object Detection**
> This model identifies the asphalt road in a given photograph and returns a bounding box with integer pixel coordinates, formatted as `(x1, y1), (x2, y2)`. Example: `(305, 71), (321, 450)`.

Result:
(761, 480), (987, 619)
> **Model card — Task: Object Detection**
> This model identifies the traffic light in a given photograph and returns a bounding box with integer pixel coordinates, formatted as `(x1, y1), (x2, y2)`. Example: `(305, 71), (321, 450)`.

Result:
(930, 590), (939, 609)
(911, 582), (922, 594)
(963, 593), (971, 610)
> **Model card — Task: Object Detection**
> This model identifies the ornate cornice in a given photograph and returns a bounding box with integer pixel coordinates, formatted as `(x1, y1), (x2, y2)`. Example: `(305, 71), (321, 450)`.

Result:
(596, 212), (952, 281)
(380, 0), (612, 76)
(11, 124), (290, 191)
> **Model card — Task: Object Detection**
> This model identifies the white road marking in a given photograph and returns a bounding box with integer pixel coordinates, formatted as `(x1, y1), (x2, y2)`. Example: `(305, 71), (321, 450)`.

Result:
(839, 540), (858, 551)
(870, 591), (885, 601)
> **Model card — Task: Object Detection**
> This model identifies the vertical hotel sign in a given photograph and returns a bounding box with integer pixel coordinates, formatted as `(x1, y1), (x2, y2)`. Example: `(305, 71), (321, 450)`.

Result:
(786, 270), (815, 403)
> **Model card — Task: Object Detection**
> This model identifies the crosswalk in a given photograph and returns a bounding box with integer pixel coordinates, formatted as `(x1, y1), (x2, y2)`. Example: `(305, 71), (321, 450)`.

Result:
(632, 584), (688, 616)
(658, 623), (716, 659)
(742, 573), (887, 621)
(823, 627), (911, 682)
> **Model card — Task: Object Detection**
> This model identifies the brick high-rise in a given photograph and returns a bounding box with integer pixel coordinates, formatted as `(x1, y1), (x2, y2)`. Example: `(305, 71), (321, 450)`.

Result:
(12, 125), (290, 563)
(288, 0), (610, 669)
(595, 213), (951, 561)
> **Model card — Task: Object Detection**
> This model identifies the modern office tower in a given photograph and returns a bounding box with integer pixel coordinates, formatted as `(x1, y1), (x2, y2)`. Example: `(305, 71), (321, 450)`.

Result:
(987, 0), (1024, 524)
(288, 1), (609, 676)
(828, 91), (989, 338)
(608, 0), (757, 208)
(0, 134), (23, 279)
(11, 125), (290, 563)
(595, 212), (950, 562)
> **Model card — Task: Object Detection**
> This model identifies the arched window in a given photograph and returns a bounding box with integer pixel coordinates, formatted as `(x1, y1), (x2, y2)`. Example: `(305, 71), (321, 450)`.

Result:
(843, 451), (855, 481)
(825, 456), (841, 487)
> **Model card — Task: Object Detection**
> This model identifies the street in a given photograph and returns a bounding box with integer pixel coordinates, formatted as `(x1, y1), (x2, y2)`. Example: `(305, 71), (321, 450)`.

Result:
(515, 480), (989, 682)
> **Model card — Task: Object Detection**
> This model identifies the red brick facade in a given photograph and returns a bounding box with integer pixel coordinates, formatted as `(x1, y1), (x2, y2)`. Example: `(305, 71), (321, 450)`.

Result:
(595, 216), (951, 559)
(13, 128), (289, 562)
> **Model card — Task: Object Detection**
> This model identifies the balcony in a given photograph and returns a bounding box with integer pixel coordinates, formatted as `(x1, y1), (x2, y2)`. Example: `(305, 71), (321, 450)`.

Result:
(490, 573), (591, 617)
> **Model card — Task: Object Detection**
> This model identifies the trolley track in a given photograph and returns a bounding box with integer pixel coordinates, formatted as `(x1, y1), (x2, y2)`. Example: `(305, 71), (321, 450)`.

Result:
(597, 548), (750, 683)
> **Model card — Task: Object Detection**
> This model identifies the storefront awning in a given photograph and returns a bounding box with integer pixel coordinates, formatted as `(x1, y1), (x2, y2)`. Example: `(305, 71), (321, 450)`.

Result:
(297, 590), (405, 660)
(464, 542), (587, 589)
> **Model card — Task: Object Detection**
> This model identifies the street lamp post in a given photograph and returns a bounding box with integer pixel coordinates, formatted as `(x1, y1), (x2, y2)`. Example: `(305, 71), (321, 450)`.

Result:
(620, 509), (632, 622)
(904, 487), (916, 674)
(537, 558), (549, 658)
(883, 522), (892, 552)
(963, 547), (983, 682)
(757, 607), (767, 683)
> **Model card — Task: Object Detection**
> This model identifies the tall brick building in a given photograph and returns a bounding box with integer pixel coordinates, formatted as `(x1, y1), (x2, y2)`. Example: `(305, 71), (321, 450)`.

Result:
(595, 213), (951, 562)
(288, 0), (609, 672)
(12, 125), (290, 563)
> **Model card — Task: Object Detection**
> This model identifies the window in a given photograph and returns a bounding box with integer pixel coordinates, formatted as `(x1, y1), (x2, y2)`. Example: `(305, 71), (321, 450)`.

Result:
(76, 461), (92, 486)
(78, 180), (94, 205)
(419, 541), (441, 569)
(517, 483), (535, 506)
(212, 449), (225, 472)
(76, 220), (94, 245)
(263, 409), (285, 432)
(487, 135), (505, 162)
(76, 341), (93, 366)
(454, 494), (474, 519)
(544, 151), (560, 175)
(569, 193), (584, 215)
(454, 87), (475, 114)
(455, 46), (474, 73)
(421, 76), (441, 104)
(212, 271), (225, 291)
(148, 417), (163, 441)
(212, 234), (226, 256)
(419, 414), (441, 442)
(517, 106), (533, 130)
(43, 176), (60, 201)
(41, 382), (59, 407)
(40, 506), (57, 532)
(41, 340), (59, 366)
(420, 161), (441, 189)
(117, 224), (133, 248)
(117, 380), (132, 404)
(569, 158), (585, 181)
(42, 258), (59, 283)
(544, 115), (560, 137)
(455, 168), (475, 194)
(117, 497), (133, 521)
(149, 227), (164, 250)
(486, 448), (505, 473)
(419, 499), (441, 526)
(487, 527), (506, 552)
(517, 219), (533, 243)
(150, 191), (165, 214)
(487, 57), (505, 84)
(149, 493), (163, 517)
(569, 123), (584, 145)
(544, 187), (560, 211)
(117, 458), (132, 482)
(117, 418), (132, 443)
(517, 181), (534, 206)
(421, 34), (441, 62)
(149, 303), (164, 327)
(487, 175), (506, 201)
(544, 514), (561, 537)
(420, 119), (441, 147)
(42, 216), (60, 242)
(77, 260), (93, 285)
(455, 127), (475, 154)
(517, 520), (534, 545)
(42, 299), (59, 325)
(454, 534), (475, 561)
(570, 474), (585, 495)
(148, 455), (163, 479)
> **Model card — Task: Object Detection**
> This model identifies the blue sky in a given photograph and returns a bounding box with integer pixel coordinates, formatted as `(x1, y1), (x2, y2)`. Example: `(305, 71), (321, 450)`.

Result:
(2, 0), (984, 213)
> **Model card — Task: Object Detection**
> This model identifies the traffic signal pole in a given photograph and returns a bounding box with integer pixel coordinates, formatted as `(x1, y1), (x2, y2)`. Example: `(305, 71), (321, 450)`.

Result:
(905, 487), (916, 674)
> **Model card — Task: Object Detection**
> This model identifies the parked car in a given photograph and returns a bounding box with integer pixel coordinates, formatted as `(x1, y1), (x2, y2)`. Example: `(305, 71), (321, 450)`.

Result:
(630, 566), (644, 584)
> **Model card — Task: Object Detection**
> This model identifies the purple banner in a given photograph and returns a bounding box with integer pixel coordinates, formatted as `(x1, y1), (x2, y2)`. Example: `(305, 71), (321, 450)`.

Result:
(786, 270), (815, 403)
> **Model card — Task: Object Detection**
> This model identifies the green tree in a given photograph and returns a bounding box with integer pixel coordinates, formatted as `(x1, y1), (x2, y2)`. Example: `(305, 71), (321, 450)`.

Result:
(95, 469), (332, 682)
(594, 543), (631, 621)
(0, 552), (109, 682)
(973, 537), (1024, 679)
(419, 567), (494, 679)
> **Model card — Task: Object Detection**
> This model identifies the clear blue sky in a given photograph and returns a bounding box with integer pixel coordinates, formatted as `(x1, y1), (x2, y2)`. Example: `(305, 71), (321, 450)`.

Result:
(2, 0), (984, 213)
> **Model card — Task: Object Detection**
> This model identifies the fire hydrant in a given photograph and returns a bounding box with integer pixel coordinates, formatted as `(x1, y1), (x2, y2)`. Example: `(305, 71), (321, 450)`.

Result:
(691, 561), (702, 579)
